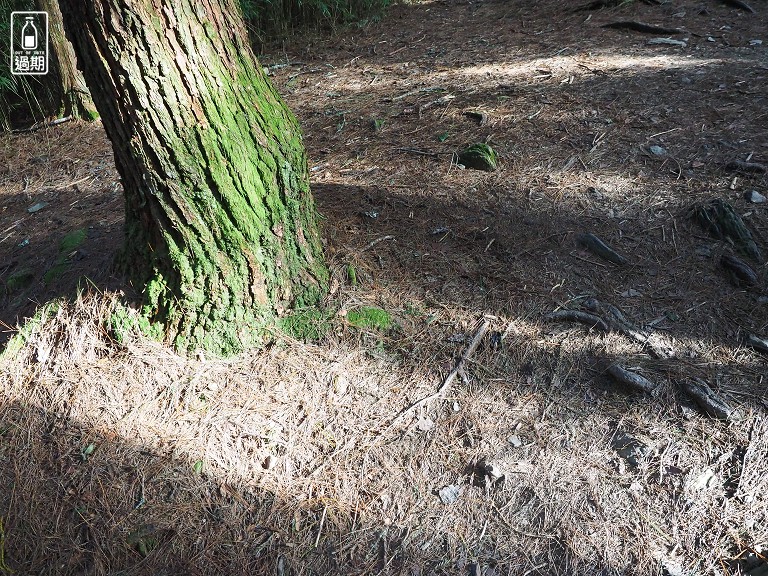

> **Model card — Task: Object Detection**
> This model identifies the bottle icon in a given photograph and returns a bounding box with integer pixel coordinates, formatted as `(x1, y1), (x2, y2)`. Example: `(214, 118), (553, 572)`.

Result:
(22, 17), (37, 50)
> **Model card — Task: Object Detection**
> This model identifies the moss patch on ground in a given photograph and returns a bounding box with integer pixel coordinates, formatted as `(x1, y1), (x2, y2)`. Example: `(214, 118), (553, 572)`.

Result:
(347, 307), (391, 330)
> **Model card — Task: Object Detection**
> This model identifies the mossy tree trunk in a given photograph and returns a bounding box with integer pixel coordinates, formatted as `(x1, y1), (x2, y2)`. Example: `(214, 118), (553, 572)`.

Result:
(39, 0), (98, 119)
(57, 0), (329, 354)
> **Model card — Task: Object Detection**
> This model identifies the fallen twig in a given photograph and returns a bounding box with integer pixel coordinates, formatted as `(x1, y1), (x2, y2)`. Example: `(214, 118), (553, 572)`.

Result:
(396, 147), (445, 157)
(361, 235), (395, 252)
(583, 298), (675, 359)
(383, 318), (491, 434)
(11, 116), (72, 133)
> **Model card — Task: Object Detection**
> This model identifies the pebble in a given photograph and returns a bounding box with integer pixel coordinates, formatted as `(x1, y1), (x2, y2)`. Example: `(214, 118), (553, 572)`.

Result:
(27, 201), (48, 213)
(649, 145), (667, 156)
(647, 38), (687, 47)
(483, 461), (505, 482)
(745, 190), (766, 203)
(417, 417), (434, 432)
(438, 484), (461, 504)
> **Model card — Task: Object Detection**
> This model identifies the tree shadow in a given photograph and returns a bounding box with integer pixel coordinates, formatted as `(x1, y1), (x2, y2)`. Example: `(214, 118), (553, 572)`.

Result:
(1, 0), (766, 376)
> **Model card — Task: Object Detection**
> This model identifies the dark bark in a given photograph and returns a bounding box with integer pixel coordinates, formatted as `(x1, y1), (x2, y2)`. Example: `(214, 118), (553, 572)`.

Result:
(41, 0), (98, 119)
(57, 0), (329, 354)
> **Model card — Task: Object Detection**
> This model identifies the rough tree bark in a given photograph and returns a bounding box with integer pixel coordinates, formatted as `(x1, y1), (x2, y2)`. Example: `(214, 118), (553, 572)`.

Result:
(57, 0), (329, 353)
(39, 0), (98, 119)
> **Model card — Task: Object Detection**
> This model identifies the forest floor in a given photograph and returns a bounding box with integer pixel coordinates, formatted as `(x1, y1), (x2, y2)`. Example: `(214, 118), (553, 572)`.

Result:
(1, 0), (768, 574)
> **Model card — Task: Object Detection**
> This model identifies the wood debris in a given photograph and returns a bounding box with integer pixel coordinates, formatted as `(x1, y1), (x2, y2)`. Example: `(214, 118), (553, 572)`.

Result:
(576, 233), (628, 265)
(745, 334), (768, 354)
(718, 0), (755, 13)
(606, 364), (658, 394)
(725, 160), (767, 173)
(602, 21), (682, 34)
(681, 378), (739, 421)
(720, 254), (758, 287)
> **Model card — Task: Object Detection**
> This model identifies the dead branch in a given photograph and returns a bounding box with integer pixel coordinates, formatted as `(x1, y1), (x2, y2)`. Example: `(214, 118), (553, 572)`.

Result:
(383, 318), (491, 434)
(361, 235), (395, 252)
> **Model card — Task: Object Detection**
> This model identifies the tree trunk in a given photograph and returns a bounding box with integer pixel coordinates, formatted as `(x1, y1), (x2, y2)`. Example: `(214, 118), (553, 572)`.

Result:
(40, 0), (98, 119)
(57, 0), (329, 354)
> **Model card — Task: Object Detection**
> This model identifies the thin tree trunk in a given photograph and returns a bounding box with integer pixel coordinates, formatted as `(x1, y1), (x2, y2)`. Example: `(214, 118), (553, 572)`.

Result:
(58, 0), (329, 354)
(41, 0), (98, 119)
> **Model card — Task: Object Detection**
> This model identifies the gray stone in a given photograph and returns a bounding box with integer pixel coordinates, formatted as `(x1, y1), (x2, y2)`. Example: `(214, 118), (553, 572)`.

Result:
(438, 484), (461, 504)
(745, 190), (766, 203)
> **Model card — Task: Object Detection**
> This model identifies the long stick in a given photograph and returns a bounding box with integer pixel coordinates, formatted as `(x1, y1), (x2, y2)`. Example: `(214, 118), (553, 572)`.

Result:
(382, 318), (490, 435)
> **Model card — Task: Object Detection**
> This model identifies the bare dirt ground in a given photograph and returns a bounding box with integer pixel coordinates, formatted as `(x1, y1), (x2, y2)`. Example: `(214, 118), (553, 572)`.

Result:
(1, 0), (768, 574)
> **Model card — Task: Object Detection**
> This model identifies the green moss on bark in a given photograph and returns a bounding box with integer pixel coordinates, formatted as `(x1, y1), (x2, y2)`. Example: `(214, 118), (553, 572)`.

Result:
(61, 0), (329, 356)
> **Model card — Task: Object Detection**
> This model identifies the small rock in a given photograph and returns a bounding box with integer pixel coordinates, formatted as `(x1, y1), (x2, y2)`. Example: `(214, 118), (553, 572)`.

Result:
(508, 435), (523, 447)
(27, 201), (48, 213)
(707, 36), (716, 42)
(483, 461), (505, 482)
(620, 288), (642, 298)
(612, 432), (647, 467)
(660, 556), (687, 576)
(452, 401), (460, 412)
(587, 186), (606, 200)
(647, 38), (687, 47)
(745, 190), (766, 203)
(692, 468), (717, 490)
(749, 39), (763, 46)
(695, 245), (713, 258)
(649, 145), (667, 156)
(438, 484), (461, 504)
(417, 417), (434, 432)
